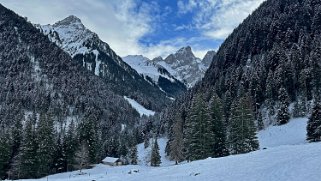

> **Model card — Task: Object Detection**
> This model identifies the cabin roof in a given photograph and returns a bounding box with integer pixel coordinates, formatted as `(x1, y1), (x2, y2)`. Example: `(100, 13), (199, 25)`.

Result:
(102, 157), (120, 163)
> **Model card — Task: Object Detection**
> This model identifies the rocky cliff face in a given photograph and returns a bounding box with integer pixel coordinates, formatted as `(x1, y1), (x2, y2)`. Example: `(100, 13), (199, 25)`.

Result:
(153, 46), (216, 88)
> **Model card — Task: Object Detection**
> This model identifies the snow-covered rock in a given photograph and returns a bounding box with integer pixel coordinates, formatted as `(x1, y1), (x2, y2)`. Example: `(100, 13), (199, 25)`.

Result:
(124, 47), (215, 89)
(122, 55), (186, 97)
(153, 46), (215, 88)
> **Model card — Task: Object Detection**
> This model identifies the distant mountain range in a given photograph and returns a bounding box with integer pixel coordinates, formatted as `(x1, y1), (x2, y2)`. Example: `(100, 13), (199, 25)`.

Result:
(124, 46), (216, 88)
(35, 15), (171, 111)
(35, 16), (215, 99)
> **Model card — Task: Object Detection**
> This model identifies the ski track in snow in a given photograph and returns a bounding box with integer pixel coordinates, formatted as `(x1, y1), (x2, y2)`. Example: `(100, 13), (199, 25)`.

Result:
(12, 117), (321, 181)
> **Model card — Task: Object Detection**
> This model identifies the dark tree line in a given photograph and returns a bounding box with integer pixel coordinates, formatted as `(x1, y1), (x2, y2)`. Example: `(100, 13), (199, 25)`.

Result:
(166, 92), (258, 163)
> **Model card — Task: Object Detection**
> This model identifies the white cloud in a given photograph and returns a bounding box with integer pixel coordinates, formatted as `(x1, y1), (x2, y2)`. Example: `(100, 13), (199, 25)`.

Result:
(178, 0), (265, 40)
(177, 0), (197, 14)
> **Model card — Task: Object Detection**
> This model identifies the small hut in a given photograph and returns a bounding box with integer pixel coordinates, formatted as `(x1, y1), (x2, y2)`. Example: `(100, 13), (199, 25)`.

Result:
(102, 157), (122, 166)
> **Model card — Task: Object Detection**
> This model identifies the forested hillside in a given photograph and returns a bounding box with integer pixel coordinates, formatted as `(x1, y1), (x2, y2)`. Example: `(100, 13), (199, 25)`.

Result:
(0, 4), (143, 179)
(164, 0), (321, 163)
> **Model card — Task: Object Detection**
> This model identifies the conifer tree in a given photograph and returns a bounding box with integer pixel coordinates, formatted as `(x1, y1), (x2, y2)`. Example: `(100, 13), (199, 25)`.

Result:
(0, 132), (11, 179)
(150, 138), (161, 167)
(37, 113), (55, 177)
(210, 94), (229, 157)
(144, 134), (150, 149)
(228, 96), (259, 154)
(75, 141), (90, 172)
(79, 114), (99, 163)
(65, 119), (77, 171)
(277, 87), (290, 125)
(307, 102), (321, 142)
(257, 112), (264, 131)
(10, 113), (23, 159)
(53, 134), (66, 173)
(185, 94), (212, 161)
(169, 113), (184, 164)
(19, 115), (39, 178)
(129, 146), (138, 165)
(293, 97), (307, 118)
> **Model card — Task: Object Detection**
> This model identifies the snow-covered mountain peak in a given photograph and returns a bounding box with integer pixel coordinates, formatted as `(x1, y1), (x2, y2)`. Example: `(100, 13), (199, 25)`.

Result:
(125, 47), (215, 88)
(37, 16), (97, 57)
(165, 46), (199, 65)
(54, 15), (83, 27)
(176, 46), (193, 55)
(150, 47), (214, 87)
(122, 55), (187, 97)
(152, 56), (164, 62)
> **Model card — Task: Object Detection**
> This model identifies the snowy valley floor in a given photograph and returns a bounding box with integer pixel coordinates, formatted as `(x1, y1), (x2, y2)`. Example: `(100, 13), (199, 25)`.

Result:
(15, 118), (321, 181)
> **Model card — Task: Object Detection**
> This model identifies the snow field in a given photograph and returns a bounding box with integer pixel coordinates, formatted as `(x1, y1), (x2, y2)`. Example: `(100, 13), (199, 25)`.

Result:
(13, 117), (321, 181)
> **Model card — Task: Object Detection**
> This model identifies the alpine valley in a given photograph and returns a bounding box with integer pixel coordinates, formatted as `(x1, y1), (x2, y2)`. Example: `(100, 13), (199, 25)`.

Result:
(0, 0), (321, 181)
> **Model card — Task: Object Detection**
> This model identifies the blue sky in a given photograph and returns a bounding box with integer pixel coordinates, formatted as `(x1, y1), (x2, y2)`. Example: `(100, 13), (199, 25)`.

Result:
(0, 0), (264, 59)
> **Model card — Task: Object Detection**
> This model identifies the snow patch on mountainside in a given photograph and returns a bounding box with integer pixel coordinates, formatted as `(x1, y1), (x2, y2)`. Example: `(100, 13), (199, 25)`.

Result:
(124, 96), (155, 117)
(258, 117), (308, 148)
(123, 55), (175, 83)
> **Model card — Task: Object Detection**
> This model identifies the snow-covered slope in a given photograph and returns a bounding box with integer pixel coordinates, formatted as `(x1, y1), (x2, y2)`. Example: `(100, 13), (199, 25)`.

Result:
(124, 96), (155, 117)
(258, 118), (308, 148)
(36, 16), (95, 58)
(15, 117), (321, 181)
(136, 138), (173, 167)
(152, 47), (215, 87)
(123, 55), (186, 97)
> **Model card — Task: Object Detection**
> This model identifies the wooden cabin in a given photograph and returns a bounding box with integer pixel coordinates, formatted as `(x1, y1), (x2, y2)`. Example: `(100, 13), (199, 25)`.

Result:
(102, 157), (122, 166)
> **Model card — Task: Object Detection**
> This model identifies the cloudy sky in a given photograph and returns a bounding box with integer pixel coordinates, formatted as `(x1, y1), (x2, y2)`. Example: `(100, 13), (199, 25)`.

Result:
(0, 0), (264, 59)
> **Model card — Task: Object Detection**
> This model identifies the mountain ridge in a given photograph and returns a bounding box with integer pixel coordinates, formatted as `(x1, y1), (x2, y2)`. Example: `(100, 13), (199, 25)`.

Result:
(35, 15), (171, 111)
(125, 46), (216, 88)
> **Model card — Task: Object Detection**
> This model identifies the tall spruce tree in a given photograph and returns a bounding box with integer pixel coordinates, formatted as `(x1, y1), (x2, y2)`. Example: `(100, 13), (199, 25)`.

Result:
(65, 119), (77, 171)
(210, 94), (229, 158)
(19, 114), (39, 178)
(53, 134), (66, 173)
(228, 96), (259, 154)
(307, 102), (321, 142)
(277, 87), (290, 125)
(169, 113), (184, 164)
(0, 132), (11, 179)
(150, 138), (161, 167)
(37, 113), (55, 177)
(79, 114), (99, 164)
(185, 94), (212, 161)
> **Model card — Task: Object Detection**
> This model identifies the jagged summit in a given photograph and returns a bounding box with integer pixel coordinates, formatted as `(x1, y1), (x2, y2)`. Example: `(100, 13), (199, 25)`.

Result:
(37, 16), (96, 57)
(147, 47), (216, 87)
(54, 15), (82, 26)
(176, 46), (193, 55)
